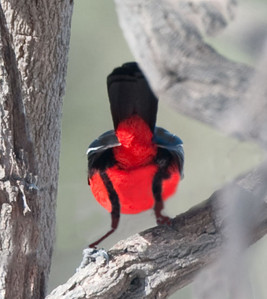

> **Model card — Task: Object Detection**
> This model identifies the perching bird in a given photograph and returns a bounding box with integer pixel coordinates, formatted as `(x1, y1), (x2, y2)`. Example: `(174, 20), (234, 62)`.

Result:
(87, 62), (184, 248)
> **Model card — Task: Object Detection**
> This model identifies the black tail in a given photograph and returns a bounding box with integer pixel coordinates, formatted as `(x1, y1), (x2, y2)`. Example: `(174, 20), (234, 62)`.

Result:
(107, 62), (158, 131)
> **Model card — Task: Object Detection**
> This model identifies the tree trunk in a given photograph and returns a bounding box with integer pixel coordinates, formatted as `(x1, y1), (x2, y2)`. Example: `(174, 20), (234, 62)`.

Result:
(0, 1), (73, 298)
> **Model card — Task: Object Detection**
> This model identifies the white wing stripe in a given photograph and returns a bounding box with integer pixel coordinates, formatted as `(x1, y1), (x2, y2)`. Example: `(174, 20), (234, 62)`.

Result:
(86, 146), (103, 155)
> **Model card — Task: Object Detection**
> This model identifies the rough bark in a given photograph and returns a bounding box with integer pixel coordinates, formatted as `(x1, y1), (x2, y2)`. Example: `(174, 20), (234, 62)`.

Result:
(0, 1), (73, 298)
(46, 161), (267, 299)
(46, 0), (267, 298)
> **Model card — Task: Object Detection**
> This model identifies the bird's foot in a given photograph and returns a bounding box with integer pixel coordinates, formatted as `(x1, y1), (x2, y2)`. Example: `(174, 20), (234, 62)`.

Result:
(156, 215), (173, 226)
(77, 248), (109, 270)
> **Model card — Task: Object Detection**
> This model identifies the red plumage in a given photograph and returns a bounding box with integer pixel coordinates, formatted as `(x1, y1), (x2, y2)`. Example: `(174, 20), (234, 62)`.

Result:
(89, 115), (180, 214)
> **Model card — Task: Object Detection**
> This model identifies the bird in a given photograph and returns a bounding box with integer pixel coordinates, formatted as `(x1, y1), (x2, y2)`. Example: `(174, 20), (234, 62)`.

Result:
(87, 62), (184, 248)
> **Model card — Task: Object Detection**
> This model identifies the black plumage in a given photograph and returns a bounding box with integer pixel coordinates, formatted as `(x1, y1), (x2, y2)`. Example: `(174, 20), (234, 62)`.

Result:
(107, 62), (158, 132)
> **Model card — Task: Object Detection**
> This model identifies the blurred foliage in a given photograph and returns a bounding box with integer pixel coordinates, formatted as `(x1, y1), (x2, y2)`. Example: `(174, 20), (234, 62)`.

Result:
(49, 0), (267, 298)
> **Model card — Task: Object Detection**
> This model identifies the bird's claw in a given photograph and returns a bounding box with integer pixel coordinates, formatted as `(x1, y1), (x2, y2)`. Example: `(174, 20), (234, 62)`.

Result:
(156, 215), (172, 226)
(77, 248), (109, 270)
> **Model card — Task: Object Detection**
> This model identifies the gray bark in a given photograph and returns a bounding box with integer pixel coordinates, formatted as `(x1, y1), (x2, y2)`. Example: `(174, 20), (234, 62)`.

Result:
(0, 1), (73, 298)
(47, 0), (267, 298)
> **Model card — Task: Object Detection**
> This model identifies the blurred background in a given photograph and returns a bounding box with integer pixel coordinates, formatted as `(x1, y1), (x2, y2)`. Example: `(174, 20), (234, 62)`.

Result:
(49, 0), (267, 297)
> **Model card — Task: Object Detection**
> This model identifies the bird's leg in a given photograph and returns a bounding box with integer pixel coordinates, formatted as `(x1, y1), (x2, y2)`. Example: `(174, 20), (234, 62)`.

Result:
(153, 199), (172, 225)
(152, 171), (172, 226)
(89, 211), (120, 248)
(152, 150), (173, 226)
(89, 171), (120, 248)
(81, 209), (119, 268)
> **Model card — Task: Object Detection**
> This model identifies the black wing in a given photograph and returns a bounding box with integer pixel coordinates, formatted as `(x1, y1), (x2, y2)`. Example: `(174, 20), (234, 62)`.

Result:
(87, 130), (121, 176)
(153, 127), (184, 178)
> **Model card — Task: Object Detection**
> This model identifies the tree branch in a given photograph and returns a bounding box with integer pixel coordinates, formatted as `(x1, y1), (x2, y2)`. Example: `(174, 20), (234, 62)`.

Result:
(114, 0), (267, 147)
(47, 161), (267, 299)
